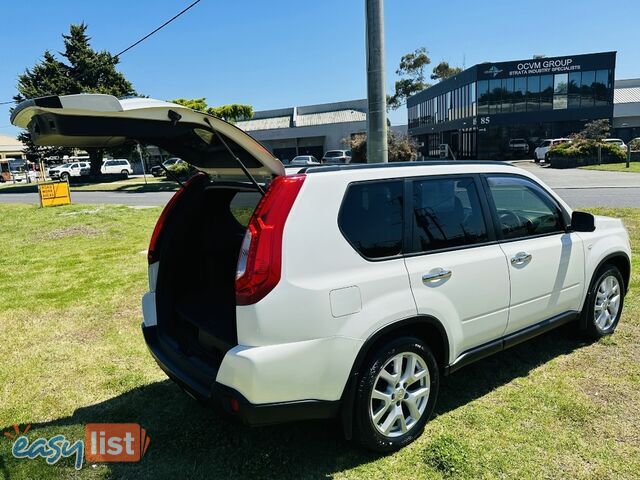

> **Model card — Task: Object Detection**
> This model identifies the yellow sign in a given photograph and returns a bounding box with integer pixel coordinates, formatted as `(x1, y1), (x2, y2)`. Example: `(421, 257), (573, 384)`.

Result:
(39, 181), (71, 207)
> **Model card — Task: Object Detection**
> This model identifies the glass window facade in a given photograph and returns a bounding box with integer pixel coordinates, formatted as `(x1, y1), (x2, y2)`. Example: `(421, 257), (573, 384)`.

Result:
(407, 54), (616, 161)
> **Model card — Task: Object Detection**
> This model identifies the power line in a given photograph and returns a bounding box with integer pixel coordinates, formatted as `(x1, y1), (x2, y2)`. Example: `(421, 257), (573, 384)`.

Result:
(114, 0), (202, 58)
(1, 0), (202, 106)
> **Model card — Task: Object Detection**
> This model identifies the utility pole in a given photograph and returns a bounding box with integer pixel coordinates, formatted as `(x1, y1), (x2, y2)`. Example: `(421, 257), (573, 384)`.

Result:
(365, 0), (388, 163)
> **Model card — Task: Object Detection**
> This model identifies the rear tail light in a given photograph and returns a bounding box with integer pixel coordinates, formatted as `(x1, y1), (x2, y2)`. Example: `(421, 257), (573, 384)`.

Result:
(235, 174), (306, 306)
(147, 173), (207, 264)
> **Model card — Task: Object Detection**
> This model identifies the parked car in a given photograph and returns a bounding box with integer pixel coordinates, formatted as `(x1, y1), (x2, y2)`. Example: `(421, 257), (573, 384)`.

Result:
(11, 94), (632, 453)
(508, 138), (529, 154)
(534, 138), (571, 162)
(603, 138), (627, 150)
(290, 155), (320, 166)
(322, 150), (352, 164)
(101, 159), (133, 177)
(151, 157), (184, 177)
(48, 161), (90, 181)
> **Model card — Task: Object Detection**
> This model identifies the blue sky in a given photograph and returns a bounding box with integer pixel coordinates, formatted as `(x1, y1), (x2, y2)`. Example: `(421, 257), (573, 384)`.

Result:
(1, 0), (639, 136)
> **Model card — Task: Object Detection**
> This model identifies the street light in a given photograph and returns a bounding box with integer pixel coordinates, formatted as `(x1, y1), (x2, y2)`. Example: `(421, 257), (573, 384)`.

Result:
(365, 0), (388, 163)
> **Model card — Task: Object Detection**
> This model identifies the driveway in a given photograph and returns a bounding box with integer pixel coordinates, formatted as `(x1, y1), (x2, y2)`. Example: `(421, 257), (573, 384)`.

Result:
(512, 161), (640, 207)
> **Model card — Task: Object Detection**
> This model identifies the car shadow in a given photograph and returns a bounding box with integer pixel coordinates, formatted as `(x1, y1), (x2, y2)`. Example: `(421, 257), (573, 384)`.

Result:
(2, 326), (587, 479)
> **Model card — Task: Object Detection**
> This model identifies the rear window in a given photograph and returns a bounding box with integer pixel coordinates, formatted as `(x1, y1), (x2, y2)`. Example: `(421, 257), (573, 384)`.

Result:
(412, 177), (489, 252)
(339, 180), (403, 259)
(325, 151), (343, 157)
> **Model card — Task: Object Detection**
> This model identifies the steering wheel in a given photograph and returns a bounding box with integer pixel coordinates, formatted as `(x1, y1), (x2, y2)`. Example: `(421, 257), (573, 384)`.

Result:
(498, 211), (522, 234)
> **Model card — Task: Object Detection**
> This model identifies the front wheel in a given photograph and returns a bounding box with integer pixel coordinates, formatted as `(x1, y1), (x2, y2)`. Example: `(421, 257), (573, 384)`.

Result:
(583, 265), (624, 339)
(60, 172), (69, 181)
(354, 337), (439, 452)
(121, 170), (129, 179)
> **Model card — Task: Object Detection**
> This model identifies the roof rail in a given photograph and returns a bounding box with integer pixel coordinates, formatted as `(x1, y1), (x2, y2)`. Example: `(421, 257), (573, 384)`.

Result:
(300, 160), (515, 174)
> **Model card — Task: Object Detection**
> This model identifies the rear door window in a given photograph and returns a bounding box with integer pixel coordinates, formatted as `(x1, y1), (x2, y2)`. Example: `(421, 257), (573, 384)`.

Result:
(339, 180), (403, 259)
(412, 176), (489, 252)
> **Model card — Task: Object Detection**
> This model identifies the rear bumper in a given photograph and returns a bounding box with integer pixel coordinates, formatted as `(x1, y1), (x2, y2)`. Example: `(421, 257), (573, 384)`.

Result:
(142, 324), (341, 426)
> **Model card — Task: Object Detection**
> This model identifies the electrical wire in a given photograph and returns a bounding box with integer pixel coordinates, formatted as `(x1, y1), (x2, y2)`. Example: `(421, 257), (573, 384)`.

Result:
(0, 0), (202, 106)
(114, 0), (202, 58)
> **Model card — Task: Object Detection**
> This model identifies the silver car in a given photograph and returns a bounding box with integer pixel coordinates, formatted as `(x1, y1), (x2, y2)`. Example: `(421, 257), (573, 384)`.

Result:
(321, 150), (352, 164)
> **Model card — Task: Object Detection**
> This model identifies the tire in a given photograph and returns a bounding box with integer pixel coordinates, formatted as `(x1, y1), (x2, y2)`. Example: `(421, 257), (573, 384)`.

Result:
(583, 265), (624, 339)
(121, 170), (129, 179)
(354, 336), (439, 452)
(60, 172), (69, 181)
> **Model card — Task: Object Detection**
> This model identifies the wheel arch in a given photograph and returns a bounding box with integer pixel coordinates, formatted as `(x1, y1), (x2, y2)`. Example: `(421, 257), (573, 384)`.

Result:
(579, 252), (631, 329)
(339, 315), (450, 439)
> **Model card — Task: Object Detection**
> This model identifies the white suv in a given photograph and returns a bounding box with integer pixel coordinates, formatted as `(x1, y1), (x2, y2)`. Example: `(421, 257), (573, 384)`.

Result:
(11, 94), (632, 452)
(101, 158), (133, 177)
(534, 138), (571, 162)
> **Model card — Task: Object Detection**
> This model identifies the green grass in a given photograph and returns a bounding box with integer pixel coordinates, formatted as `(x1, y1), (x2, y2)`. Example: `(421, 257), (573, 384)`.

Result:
(1, 204), (639, 479)
(581, 162), (640, 173)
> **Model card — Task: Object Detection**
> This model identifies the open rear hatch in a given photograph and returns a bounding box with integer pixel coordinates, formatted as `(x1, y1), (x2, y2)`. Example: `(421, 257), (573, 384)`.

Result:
(12, 94), (285, 395)
(10, 94), (285, 182)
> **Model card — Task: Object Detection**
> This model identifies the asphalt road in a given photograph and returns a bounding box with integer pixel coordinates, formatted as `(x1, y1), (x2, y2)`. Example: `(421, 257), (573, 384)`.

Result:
(1, 162), (640, 208)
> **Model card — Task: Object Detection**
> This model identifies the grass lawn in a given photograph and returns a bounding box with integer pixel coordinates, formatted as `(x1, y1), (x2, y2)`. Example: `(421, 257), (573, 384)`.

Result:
(1, 204), (639, 479)
(581, 162), (640, 173)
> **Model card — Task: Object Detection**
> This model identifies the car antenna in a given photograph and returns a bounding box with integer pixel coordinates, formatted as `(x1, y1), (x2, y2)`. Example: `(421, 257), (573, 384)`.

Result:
(203, 117), (266, 196)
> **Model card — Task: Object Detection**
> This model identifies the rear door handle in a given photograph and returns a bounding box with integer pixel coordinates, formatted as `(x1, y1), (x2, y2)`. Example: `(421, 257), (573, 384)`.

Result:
(422, 268), (452, 283)
(511, 251), (532, 265)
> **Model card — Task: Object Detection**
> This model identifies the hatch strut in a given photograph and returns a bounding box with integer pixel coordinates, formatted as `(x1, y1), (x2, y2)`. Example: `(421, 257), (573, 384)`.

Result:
(204, 117), (266, 196)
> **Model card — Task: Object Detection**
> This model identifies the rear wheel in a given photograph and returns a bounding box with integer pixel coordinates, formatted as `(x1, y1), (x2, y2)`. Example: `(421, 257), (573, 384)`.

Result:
(121, 169), (129, 179)
(354, 337), (439, 452)
(583, 265), (624, 339)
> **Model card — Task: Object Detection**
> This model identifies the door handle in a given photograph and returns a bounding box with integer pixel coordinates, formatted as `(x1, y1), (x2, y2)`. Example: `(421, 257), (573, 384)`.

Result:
(511, 251), (532, 265)
(422, 268), (452, 283)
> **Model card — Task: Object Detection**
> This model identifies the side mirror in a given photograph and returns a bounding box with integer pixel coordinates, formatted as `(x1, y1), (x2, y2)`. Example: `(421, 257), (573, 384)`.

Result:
(570, 211), (596, 232)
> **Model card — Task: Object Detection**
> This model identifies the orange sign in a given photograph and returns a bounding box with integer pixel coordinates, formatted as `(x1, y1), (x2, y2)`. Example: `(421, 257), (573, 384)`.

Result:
(84, 423), (150, 463)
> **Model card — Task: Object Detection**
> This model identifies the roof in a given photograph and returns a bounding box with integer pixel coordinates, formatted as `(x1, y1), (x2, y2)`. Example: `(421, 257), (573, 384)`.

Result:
(0, 134), (24, 153)
(236, 116), (290, 131)
(614, 87), (640, 104)
(296, 109), (366, 127)
(236, 99), (368, 132)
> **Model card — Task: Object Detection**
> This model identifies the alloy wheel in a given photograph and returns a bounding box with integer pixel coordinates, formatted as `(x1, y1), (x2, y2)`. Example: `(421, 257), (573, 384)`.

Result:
(369, 352), (430, 438)
(594, 275), (621, 330)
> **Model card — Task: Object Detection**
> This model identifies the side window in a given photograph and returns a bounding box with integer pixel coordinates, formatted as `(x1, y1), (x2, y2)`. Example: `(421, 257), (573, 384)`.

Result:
(339, 180), (403, 259)
(486, 175), (565, 240)
(412, 176), (489, 252)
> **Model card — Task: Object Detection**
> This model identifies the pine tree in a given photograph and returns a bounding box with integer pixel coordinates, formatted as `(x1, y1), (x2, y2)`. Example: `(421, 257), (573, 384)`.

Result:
(14, 23), (137, 174)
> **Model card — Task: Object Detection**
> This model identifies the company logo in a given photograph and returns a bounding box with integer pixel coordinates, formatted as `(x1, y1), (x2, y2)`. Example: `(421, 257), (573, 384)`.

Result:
(5, 423), (150, 470)
(484, 66), (503, 77)
(85, 424), (150, 463)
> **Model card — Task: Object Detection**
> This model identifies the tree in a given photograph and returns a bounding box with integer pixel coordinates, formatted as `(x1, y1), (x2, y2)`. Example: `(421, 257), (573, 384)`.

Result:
(430, 61), (463, 81)
(577, 119), (611, 142)
(344, 131), (418, 163)
(14, 23), (137, 174)
(388, 48), (431, 110)
(171, 98), (253, 123)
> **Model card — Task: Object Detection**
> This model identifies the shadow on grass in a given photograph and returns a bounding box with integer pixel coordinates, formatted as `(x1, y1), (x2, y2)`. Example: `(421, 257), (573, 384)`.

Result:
(0, 183), (38, 194)
(1, 326), (586, 479)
